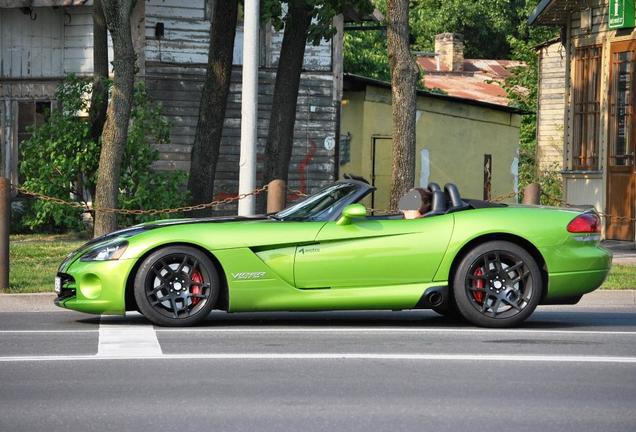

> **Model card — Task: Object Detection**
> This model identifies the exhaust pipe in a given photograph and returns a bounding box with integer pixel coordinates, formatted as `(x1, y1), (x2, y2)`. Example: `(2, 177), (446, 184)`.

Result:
(415, 286), (449, 309)
(427, 291), (444, 308)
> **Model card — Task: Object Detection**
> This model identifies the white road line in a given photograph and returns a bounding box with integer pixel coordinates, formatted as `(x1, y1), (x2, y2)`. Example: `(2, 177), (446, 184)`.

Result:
(156, 328), (636, 336)
(97, 316), (162, 357)
(1, 328), (636, 336)
(1, 353), (636, 363)
(0, 330), (98, 334)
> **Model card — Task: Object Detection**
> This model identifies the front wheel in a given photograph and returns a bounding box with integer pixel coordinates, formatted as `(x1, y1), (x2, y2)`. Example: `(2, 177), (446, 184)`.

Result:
(134, 246), (220, 326)
(452, 241), (543, 328)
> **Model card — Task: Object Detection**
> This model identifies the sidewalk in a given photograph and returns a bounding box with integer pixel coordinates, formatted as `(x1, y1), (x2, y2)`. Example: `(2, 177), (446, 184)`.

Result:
(0, 290), (634, 312)
(602, 240), (636, 265)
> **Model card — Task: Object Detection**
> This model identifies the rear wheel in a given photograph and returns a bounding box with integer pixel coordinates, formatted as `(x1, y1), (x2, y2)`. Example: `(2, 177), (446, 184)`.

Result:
(453, 241), (542, 328)
(134, 246), (219, 327)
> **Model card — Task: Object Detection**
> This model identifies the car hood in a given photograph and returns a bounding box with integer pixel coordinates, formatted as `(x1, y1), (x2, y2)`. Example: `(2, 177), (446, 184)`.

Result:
(58, 215), (269, 271)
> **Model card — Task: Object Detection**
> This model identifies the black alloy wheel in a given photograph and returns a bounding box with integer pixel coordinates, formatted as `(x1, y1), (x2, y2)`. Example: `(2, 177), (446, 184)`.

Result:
(134, 246), (219, 326)
(453, 241), (543, 328)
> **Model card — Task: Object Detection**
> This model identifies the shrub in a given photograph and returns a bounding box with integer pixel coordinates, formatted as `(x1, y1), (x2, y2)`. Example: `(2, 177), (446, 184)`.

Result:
(18, 75), (188, 233)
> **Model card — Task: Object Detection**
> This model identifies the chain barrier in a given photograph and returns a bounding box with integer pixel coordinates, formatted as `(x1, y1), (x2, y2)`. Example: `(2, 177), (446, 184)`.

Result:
(538, 190), (636, 223)
(8, 182), (636, 222)
(11, 183), (269, 216)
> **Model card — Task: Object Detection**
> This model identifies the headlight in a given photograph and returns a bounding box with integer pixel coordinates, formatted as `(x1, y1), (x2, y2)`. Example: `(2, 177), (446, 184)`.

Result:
(80, 241), (128, 261)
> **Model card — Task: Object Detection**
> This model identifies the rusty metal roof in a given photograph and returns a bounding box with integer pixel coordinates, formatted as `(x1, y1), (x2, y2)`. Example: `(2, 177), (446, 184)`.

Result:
(343, 73), (529, 115)
(416, 57), (525, 107)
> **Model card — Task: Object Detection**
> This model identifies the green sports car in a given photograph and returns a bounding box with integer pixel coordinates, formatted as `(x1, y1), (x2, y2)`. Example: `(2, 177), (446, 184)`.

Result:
(55, 179), (612, 328)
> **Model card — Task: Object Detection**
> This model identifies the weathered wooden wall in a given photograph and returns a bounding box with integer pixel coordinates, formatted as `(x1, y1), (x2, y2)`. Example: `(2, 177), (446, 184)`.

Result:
(536, 40), (566, 171)
(1, 0), (339, 208)
(0, 8), (64, 78)
(146, 64), (338, 207)
(142, 0), (338, 209)
(0, 6), (114, 78)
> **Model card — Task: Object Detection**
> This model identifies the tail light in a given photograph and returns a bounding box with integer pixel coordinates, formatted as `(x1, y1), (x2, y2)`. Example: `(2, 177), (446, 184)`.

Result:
(567, 212), (601, 233)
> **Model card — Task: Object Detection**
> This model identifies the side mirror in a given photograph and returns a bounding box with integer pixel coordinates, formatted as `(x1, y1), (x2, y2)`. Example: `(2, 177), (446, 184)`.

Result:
(337, 204), (367, 226)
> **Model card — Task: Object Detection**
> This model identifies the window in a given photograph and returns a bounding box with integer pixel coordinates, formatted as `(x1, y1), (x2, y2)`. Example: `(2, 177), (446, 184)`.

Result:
(12, 100), (51, 185)
(609, 45), (634, 167)
(572, 46), (602, 170)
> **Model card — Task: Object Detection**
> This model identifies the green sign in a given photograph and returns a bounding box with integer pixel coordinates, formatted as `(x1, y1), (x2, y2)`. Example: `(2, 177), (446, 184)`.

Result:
(609, 0), (635, 29)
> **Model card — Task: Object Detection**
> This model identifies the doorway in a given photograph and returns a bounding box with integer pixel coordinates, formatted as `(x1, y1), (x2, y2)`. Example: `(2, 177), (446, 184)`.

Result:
(371, 137), (393, 211)
(606, 40), (636, 240)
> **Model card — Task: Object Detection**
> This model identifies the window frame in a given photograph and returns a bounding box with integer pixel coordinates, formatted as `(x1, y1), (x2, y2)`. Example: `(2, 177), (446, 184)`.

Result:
(571, 44), (603, 171)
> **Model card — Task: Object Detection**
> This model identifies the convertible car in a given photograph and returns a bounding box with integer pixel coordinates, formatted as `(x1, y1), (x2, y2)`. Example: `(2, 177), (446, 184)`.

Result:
(55, 179), (612, 328)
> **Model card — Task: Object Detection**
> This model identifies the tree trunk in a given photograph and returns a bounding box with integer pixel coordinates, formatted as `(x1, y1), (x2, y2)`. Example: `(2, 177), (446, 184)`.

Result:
(259, 1), (313, 213)
(187, 0), (239, 216)
(93, 0), (136, 237)
(386, 0), (418, 211)
(88, 0), (109, 145)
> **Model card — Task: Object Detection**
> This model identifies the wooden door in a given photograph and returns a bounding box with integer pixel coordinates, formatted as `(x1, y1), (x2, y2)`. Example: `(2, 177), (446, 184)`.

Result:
(371, 137), (393, 211)
(606, 40), (636, 241)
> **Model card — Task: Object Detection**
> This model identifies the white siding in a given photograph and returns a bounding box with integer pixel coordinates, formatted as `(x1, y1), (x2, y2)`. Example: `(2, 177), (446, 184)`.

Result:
(536, 41), (566, 171)
(63, 6), (114, 75)
(144, 0), (331, 69)
(145, 0), (214, 64)
(268, 30), (332, 71)
(0, 6), (115, 78)
(0, 8), (64, 78)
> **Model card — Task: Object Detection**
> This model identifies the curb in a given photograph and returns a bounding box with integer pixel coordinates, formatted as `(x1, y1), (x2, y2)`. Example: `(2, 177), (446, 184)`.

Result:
(577, 289), (636, 307)
(0, 290), (635, 313)
(0, 293), (59, 312)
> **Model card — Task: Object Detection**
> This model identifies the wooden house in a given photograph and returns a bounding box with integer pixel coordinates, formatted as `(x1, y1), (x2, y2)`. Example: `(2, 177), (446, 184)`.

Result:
(530, 0), (636, 241)
(0, 0), (343, 206)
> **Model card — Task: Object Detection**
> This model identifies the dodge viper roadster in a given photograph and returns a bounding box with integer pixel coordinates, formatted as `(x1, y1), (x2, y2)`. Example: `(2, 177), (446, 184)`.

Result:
(55, 179), (612, 327)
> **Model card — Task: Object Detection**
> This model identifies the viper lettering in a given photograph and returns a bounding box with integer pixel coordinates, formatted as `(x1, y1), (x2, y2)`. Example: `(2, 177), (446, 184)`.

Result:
(232, 272), (266, 280)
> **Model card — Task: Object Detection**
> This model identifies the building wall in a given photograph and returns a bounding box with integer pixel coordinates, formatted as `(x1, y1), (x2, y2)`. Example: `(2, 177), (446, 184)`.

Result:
(0, 0), (340, 208)
(142, 0), (339, 207)
(146, 65), (338, 204)
(0, 6), (114, 78)
(536, 41), (566, 171)
(561, 0), (636, 239)
(340, 84), (521, 210)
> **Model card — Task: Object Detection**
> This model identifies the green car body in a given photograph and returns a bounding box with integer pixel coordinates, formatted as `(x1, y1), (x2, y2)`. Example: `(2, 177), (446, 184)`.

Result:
(55, 181), (612, 325)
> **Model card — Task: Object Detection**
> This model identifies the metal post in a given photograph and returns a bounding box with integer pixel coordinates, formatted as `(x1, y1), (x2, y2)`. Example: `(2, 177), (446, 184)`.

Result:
(0, 177), (10, 291)
(266, 179), (286, 213)
(522, 183), (541, 205)
(238, 0), (259, 216)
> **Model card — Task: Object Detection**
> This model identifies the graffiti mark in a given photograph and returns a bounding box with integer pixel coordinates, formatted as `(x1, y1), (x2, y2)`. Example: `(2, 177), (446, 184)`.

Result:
(288, 141), (317, 201)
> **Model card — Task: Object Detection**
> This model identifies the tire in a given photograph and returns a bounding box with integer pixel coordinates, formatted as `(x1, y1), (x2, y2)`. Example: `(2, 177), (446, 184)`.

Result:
(134, 246), (220, 327)
(452, 241), (543, 328)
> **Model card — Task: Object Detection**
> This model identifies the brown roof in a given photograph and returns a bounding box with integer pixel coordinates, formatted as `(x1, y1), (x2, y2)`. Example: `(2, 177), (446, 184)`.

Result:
(416, 57), (524, 107)
(343, 73), (529, 115)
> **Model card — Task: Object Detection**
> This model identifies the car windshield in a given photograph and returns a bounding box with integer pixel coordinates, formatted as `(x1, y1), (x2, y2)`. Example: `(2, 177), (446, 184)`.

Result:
(274, 183), (359, 221)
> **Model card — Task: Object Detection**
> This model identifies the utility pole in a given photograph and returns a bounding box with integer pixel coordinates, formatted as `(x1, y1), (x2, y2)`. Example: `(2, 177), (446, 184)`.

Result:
(238, 0), (259, 216)
(0, 177), (10, 291)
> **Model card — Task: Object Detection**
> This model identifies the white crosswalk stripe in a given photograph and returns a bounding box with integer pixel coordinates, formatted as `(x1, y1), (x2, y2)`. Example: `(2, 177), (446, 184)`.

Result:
(97, 315), (162, 357)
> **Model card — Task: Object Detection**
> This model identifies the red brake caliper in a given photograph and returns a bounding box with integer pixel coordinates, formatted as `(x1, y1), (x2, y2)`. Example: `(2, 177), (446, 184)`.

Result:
(472, 268), (485, 304)
(190, 271), (203, 305)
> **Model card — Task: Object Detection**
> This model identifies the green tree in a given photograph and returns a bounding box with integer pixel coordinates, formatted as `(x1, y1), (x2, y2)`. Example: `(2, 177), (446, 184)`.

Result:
(19, 77), (188, 232)
(187, 0), (239, 216)
(502, 1), (560, 204)
(94, 0), (137, 237)
(409, 0), (525, 58)
(344, 27), (390, 80)
(387, 0), (418, 210)
(345, 0), (529, 80)
(260, 0), (372, 212)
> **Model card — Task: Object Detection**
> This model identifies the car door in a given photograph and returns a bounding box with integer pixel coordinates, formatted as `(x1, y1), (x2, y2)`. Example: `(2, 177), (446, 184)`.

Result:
(294, 214), (454, 289)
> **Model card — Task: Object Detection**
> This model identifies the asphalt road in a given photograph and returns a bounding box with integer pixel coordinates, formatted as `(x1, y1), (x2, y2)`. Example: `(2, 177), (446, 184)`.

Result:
(1, 306), (635, 432)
